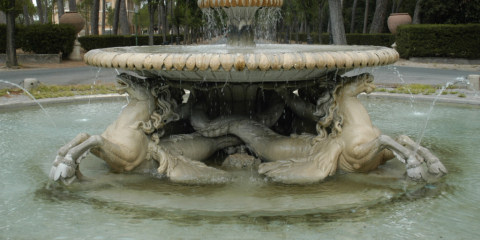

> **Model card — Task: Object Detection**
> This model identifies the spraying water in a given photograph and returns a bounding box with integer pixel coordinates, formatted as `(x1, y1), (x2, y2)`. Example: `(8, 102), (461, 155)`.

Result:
(413, 76), (474, 155)
(0, 79), (58, 129)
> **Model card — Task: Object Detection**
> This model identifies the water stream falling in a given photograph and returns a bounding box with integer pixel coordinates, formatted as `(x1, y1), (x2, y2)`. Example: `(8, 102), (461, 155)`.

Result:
(412, 76), (474, 155)
(0, 79), (58, 130)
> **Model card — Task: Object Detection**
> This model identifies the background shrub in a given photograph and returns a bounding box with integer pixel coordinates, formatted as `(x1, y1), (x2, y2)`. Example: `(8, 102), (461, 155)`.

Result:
(278, 33), (394, 47)
(79, 34), (185, 51)
(396, 24), (480, 59)
(0, 24), (25, 53)
(21, 24), (76, 55)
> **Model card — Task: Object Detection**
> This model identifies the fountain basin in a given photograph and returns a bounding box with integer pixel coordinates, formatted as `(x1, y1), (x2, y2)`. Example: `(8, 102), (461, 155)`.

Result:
(83, 45), (399, 82)
(1, 97), (479, 238)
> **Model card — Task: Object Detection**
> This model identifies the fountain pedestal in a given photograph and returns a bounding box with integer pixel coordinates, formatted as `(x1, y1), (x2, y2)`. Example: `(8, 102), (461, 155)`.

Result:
(50, 0), (446, 185)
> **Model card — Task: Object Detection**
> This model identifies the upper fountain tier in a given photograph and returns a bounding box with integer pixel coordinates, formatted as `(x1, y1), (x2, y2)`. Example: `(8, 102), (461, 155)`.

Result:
(84, 45), (399, 83)
(197, 0), (283, 8)
(198, 0), (284, 47)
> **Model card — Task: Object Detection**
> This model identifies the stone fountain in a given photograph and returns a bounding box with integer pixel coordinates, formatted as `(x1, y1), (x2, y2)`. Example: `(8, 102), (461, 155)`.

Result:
(50, 0), (446, 185)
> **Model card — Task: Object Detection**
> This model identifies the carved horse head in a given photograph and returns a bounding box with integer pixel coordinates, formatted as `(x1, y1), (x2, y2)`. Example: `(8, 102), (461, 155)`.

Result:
(336, 73), (376, 98)
(116, 73), (153, 101)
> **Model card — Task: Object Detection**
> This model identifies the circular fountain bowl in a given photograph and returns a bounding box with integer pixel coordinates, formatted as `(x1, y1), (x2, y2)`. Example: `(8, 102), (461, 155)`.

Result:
(84, 44), (399, 83)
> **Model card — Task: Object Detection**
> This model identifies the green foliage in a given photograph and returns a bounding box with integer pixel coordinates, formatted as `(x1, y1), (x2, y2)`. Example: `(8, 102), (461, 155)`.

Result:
(346, 33), (395, 47)
(20, 23), (76, 55)
(1, 23), (75, 55)
(78, 34), (184, 51)
(387, 84), (438, 94)
(78, 35), (125, 50)
(396, 24), (480, 59)
(458, 93), (466, 98)
(29, 84), (116, 99)
(279, 32), (394, 47)
(0, 24), (24, 53)
(422, 0), (480, 24)
(106, 6), (115, 26)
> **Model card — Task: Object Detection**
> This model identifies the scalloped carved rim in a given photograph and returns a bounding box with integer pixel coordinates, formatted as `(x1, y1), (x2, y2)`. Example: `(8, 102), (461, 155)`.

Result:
(84, 45), (399, 73)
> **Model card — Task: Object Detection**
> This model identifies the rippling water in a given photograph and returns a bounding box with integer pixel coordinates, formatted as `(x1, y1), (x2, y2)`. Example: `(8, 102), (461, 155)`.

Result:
(0, 97), (479, 239)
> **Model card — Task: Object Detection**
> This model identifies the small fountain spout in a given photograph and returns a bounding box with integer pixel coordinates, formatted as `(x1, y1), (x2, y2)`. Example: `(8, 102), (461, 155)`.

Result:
(198, 0), (283, 47)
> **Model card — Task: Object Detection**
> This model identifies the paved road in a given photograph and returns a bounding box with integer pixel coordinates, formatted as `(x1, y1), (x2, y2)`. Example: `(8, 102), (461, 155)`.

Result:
(1, 65), (478, 89)
(0, 66), (121, 89)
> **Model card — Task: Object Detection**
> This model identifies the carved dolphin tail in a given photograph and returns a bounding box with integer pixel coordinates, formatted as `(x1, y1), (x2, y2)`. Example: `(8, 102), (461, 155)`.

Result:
(147, 141), (233, 184)
(191, 95), (285, 138)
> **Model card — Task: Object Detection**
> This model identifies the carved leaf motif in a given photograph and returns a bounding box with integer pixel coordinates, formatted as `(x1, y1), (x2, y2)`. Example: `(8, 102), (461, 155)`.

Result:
(259, 53), (270, 71)
(152, 54), (168, 70)
(304, 53), (316, 69)
(234, 54), (246, 71)
(164, 54), (174, 70)
(173, 54), (187, 70)
(246, 54), (257, 71)
(186, 54), (197, 71)
(282, 53), (294, 70)
(220, 54), (234, 71)
(210, 54), (221, 71)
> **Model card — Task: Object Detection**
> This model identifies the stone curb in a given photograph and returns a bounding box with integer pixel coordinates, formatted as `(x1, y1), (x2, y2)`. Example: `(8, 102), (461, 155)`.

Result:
(367, 92), (480, 105)
(1, 92), (479, 111)
(410, 57), (480, 65)
(0, 53), (63, 64)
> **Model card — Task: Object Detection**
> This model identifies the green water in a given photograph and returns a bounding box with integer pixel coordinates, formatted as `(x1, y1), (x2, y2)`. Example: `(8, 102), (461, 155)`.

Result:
(0, 97), (479, 239)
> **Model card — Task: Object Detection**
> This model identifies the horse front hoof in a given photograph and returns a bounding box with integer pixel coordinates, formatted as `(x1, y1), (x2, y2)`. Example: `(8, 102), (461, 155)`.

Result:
(406, 157), (426, 181)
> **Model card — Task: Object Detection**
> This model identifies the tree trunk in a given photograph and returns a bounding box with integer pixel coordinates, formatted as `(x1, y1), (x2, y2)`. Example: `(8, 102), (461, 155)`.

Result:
(85, 21), (90, 35)
(412, 0), (423, 24)
(120, 0), (130, 35)
(57, 0), (64, 20)
(284, 23), (289, 44)
(112, 0), (121, 35)
(350, 0), (358, 33)
(318, 1), (324, 44)
(391, 0), (396, 13)
(157, 3), (161, 34)
(328, 0), (347, 45)
(369, 0), (388, 33)
(159, 1), (167, 43)
(68, 0), (77, 11)
(6, 0), (17, 68)
(0, 11), (5, 24)
(91, 0), (100, 35)
(176, 25), (180, 45)
(294, 15), (298, 43)
(102, 0), (106, 34)
(36, 0), (45, 24)
(44, 0), (48, 23)
(23, 4), (31, 25)
(396, 0), (403, 13)
(363, 0), (369, 33)
(166, 0), (170, 36)
(170, 0), (174, 44)
(148, 0), (156, 46)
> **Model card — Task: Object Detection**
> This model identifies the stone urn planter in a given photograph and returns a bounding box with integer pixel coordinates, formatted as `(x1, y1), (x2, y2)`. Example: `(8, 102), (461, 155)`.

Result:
(387, 13), (412, 35)
(59, 11), (85, 34)
(59, 11), (85, 61)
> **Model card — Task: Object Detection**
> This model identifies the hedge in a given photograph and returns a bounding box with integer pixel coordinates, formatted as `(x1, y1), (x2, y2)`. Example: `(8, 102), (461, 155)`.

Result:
(278, 33), (395, 47)
(396, 24), (480, 59)
(0, 24), (76, 55)
(78, 34), (185, 51)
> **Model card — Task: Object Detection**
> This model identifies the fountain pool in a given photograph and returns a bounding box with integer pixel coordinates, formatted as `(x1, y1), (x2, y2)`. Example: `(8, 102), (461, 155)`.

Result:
(0, 97), (478, 238)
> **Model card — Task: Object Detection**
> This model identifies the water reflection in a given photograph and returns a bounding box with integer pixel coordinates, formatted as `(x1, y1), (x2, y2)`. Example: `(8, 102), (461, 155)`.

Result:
(0, 98), (479, 238)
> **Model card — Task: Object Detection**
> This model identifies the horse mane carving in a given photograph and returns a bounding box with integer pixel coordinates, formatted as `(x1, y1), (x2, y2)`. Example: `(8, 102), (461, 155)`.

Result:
(312, 74), (371, 142)
(135, 83), (182, 141)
